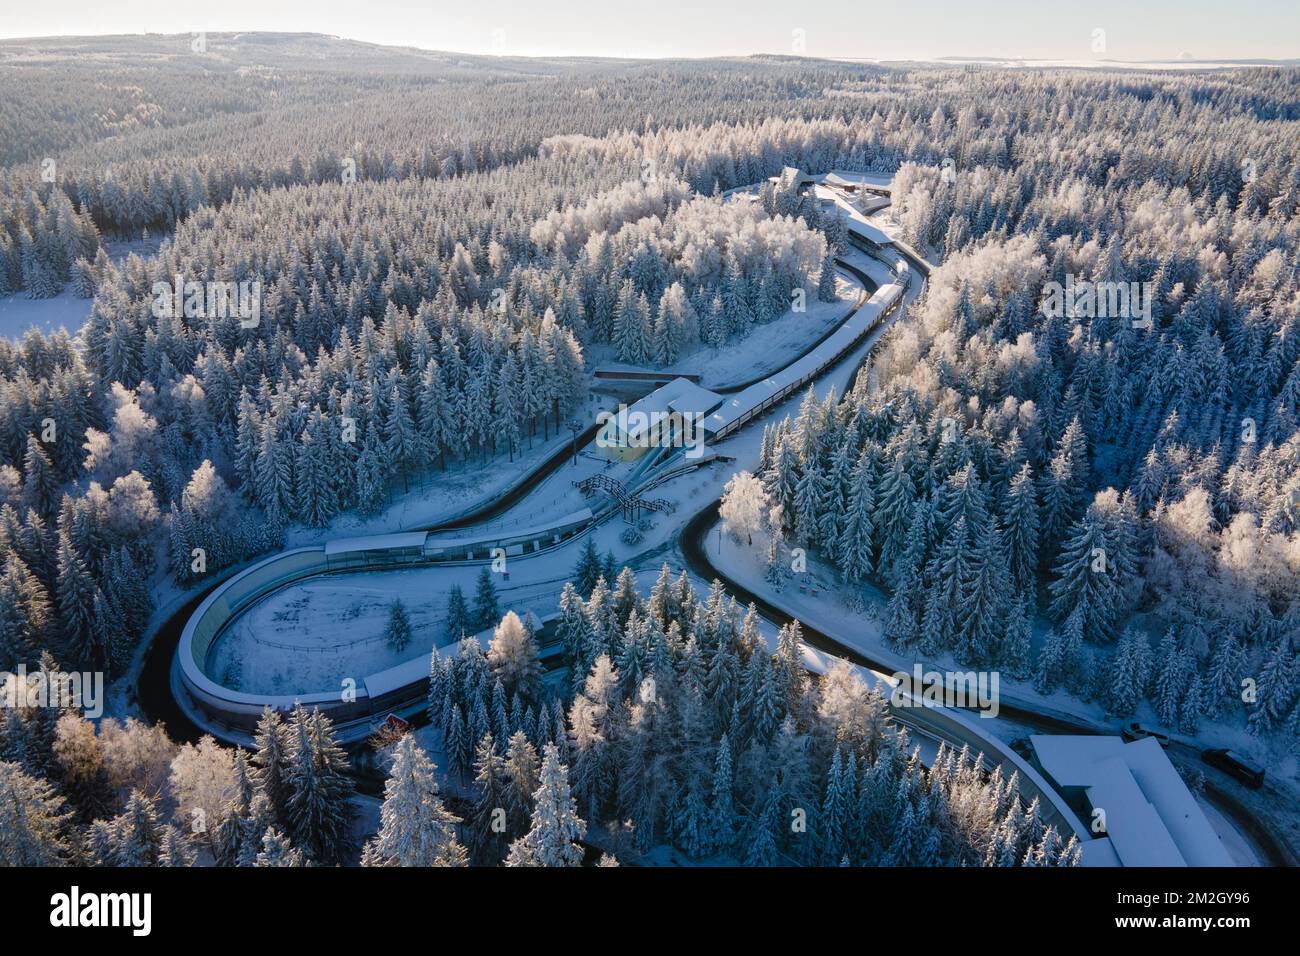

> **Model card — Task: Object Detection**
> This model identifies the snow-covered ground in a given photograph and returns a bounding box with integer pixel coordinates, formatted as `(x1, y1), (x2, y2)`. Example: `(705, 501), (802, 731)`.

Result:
(281, 402), (611, 549)
(596, 271), (864, 389)
(0, 287), (92, 340)
(1197, 796), (1263, 866)
(208, 562), (573, 695)
(0, 235), (165, 341)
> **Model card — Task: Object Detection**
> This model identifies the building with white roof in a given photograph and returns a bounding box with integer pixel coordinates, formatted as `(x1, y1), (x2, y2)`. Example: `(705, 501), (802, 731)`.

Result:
(821, 171), (860, 190)
(1029, 735), (1234, 867)
(769, 166), (814, 191)
(596, 377), (722, 461)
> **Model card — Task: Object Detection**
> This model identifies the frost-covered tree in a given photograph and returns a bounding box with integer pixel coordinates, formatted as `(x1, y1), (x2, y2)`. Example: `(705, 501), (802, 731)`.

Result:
(488, 610), (541, 700)
(0, 760), (72, 865)
(720, 470), (770, 547)
(100, 790), (166, 866)
(363, 734), (467, 867)
(284, 704), (355, 864)
(505, 743), (586, 867)
(473, 567), (500, 630)
(254, 828), (306, 867)
(168, 734), (236, 857)
(52, 713), (112, 823)
(384, 598), (413, 653)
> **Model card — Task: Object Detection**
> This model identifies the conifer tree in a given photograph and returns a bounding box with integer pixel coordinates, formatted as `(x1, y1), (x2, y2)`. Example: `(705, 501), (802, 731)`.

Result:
(1106, 626), (1153, 717)
(444, 584), (470, 641)
(707, 733), (736, 855)
(835, 455), (875, 581)
(1048, 508), (1120, 644)
(1203, 634), (1244, 720)
(488, 610), (541, 700)
(384, 598), (413, 652)
(0, 760), (72, 865)
(1034, 610), (1083, 694)
(55, 532), (96, 667)
(957, 524), (1010, 665)
(573, 538), (603, 597)
(284, 704), (355, 865)
(505, 743), (586, 867)
(362, 734), (466, 867)
(446, 704), (471, 782)
(252, 707), (292, 828)
(1004, 462), (1040, 592)
(468, 731), (510, 864)
(1002, 596), (1033, 679)
(254, 828), (306, 867)
(21, 436), (59, 517)
(744, 792), (780, 866)
(817, 251), (838, 303)
(472, 567), (500, 630)
(105, 790), (166, 866)
(1246, 635), (1297, 736)
(502, 729), (540, 836)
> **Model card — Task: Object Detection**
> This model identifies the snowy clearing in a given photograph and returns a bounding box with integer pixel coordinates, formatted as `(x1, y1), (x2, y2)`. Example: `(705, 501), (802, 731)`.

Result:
(595, 271), (864, 390)
(0, 288), (92, 340)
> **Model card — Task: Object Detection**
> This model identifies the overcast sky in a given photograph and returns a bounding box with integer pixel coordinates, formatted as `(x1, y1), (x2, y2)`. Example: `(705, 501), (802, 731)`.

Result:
(3, 0), (1297, 61)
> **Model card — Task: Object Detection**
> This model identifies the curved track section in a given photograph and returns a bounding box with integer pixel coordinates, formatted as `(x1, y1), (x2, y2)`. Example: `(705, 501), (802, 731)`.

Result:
(145, 179), (1285, 868)
(162, 239), (903, 745)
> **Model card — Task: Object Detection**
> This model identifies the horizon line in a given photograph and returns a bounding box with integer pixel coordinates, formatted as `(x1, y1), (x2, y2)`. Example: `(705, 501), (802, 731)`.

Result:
(0, 29), (1295, 67)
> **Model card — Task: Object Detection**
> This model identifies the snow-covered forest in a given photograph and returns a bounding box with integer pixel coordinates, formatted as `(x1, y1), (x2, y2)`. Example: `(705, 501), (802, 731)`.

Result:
(1, 30), (1298, 868)
(743, 93), (1300, 748)
(1, 563), (1078, 866)
(426, 563), (1078, 866)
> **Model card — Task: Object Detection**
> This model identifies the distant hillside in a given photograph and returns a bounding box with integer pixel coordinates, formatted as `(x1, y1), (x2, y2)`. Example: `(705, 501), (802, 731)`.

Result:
(0, 31), (593, 75)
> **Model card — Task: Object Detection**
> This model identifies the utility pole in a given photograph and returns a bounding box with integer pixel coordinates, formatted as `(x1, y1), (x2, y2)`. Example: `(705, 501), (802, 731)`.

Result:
(567, 420), (583, 466)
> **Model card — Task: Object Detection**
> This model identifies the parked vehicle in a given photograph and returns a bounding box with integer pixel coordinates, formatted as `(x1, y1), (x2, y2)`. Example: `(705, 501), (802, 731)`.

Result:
(1121, 722), (1171, 748)
(1201, 748), (1266, 789)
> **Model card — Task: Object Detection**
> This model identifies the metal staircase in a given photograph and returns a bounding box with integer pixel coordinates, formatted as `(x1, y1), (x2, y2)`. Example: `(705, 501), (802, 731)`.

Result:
(574, 473), (675, 524)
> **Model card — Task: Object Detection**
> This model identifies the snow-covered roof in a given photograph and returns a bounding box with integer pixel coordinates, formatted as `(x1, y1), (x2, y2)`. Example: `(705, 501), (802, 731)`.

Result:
(422, 508), (594, 551)
(821, 169), (894, 189)
(667, 386), (723, 417)
(363, 652), (431, 700)
(773, 166), (812, 188)
(821, 172), (858, 189)
(847, 217), (893, 247)
(324, 532), (428, 556)
(615, 377), (722, 440)
(1030, 735), (1233, 867)
(1032, 735), (1127, 786)
(1084, 756), (1186, 866)
(810, 181), (895, 247)
(702, 281), (903, 437)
